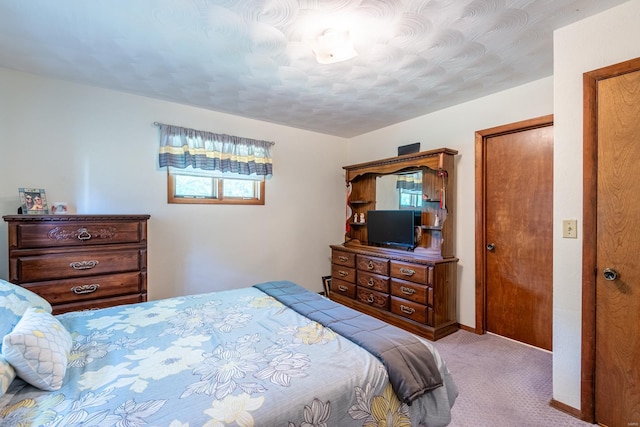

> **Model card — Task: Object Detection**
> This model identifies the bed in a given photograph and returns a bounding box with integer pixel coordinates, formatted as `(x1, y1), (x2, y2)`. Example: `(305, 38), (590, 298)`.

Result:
(0, 279), (457, 426)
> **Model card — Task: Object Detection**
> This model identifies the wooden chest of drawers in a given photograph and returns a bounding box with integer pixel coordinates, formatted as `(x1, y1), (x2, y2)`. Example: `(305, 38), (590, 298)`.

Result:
(3, 214), (150, 314)
(330, 244), (458, 341)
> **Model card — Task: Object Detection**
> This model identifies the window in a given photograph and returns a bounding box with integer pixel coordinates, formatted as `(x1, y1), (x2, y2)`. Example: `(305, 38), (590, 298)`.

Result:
(156, 122), (274, 206)
(168, 168), (265, 205)
(399, 188), (422, 208)
(396, 171), (422, 209)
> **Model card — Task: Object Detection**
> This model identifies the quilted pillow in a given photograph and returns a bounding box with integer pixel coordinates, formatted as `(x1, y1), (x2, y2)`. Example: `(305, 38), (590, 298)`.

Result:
(0, 279), (52, 354)
(0, 355), (16, 397)
(2, 307), (72, 391)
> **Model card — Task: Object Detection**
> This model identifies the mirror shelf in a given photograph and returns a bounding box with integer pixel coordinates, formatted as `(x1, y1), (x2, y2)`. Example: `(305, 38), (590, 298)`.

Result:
(342, 148), (458, 260)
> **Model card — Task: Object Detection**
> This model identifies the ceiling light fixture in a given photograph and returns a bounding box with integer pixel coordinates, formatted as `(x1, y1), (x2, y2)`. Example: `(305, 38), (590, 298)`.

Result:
(312, 29), (358, 64)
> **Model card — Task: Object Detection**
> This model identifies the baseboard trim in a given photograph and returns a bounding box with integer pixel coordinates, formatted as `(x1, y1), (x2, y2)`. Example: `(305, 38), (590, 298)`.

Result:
(549, 399), (591, 423)
(457, 323), (479, 334)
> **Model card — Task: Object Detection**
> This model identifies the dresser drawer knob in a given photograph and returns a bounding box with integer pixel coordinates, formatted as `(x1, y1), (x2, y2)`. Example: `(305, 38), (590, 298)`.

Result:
(77, 228), (92, 240)
(338, 256), (348, 262)
(400, 305), (415, 315)
(399, 267), (415, 276)
(367, 295), (375, 303)
(400, 286), (416, 295)
(367, 261), (375, 270)
(367, 278), (375, 286)
(69, 260), (99, 270)
(338, 270), (349, 277)
(338, 285), (348, 292)
(71, 284), (100, 294)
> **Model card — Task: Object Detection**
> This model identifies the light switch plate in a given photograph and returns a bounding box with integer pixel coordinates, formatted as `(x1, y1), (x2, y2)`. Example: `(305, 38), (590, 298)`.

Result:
(562, 219), (578, 238)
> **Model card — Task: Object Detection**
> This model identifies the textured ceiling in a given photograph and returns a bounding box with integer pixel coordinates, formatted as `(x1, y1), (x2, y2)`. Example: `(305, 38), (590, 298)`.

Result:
(0, 0), (630, 138)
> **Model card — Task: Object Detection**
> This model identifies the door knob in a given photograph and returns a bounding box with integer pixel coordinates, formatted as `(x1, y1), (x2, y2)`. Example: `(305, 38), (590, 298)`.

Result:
(603, 268), (619, 281)
(486, 243), (495, 251)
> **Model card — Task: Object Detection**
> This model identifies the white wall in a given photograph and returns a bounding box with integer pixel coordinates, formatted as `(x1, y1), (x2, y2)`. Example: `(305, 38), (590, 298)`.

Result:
(0, 68), (347, 299)
(348, 77), (554, 329)
(552, 0), (640, 409)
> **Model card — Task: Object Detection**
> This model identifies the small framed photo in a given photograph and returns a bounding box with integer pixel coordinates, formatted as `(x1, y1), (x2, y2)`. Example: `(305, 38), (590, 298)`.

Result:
(19, 188), (49, 214)
(322, 275), (332, 296)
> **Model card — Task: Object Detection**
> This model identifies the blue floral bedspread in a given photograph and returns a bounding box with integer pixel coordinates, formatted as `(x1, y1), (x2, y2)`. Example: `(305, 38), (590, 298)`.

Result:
(0, 282), (457, 426)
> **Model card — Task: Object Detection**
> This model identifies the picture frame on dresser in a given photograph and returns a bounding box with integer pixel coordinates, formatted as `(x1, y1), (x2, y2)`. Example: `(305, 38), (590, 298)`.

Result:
(18, 187), (49, 214)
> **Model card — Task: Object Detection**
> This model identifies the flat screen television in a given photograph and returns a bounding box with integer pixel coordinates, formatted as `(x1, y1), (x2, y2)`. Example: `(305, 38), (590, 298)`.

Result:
(367, 210), (421, 250)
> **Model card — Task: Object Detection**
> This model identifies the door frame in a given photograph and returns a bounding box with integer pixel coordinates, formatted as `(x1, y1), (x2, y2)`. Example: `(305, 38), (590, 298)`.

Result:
(474, 115), (554, 334)
(581, 56), (640, 424)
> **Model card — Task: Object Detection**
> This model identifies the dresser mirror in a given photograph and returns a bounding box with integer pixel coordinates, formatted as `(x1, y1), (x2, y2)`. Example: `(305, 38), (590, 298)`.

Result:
(375, 170), (423, 211)
(343, 148), (457, 258)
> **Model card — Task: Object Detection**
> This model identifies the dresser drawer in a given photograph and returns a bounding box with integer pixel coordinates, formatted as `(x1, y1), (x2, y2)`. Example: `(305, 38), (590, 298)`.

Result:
(391, 296), (432, 325)
(357, 271), (389, 293)
(391, 278), (433, 306)
(14, 220), (144, 249)
(331, 278), (356, 298)
(16, 249), (143, 282)
(53, 294), (146, 315)
(390, 261), (432, 284)
(22, 272), (144, 305)
(356, 287), (389, 310)
(332, 250), (355, 268)
(331, 264), (356, 283)
(356, 255), (389, 275)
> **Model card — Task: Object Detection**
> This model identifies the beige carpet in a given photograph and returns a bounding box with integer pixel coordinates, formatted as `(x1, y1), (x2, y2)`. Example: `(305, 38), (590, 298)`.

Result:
(431, 330), (594, 427)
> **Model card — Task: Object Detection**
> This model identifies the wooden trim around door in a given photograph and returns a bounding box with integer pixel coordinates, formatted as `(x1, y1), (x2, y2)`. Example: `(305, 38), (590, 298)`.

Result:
(581, 56), (640, 424)
(474, 115), (554, 334)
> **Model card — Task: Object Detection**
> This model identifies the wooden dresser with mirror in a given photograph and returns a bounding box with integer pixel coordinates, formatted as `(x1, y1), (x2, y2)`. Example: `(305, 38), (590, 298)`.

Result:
(330, 148), (458, 341)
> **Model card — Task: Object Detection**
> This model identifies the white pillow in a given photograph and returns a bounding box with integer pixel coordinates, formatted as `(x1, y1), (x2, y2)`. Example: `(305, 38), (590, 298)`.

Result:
(0, 355), (16, 397)
(2, 307), (72, 391)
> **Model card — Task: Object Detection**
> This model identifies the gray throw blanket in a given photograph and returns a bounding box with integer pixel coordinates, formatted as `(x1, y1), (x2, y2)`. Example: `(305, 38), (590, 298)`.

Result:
(254, 281), (443, 405)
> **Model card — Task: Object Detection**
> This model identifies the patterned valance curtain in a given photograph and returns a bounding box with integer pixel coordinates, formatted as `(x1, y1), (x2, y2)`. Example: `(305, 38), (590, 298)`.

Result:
(157, 123), (274, 177)
(396, 172), (421, 191)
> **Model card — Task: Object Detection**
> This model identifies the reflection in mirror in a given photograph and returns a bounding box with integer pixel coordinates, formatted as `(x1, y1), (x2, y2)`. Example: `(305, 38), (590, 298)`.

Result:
(376, 170), (422, 210)
(375, 174), (398, 210)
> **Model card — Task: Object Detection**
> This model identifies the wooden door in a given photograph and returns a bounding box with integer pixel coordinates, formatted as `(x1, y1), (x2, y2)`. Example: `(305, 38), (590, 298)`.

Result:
(592, 66), (640, 427)
(475, 117), (554, 351)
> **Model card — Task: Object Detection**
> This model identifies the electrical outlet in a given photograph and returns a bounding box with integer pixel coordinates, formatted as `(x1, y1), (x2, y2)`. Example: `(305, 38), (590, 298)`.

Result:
(562, 219), (578, 238)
